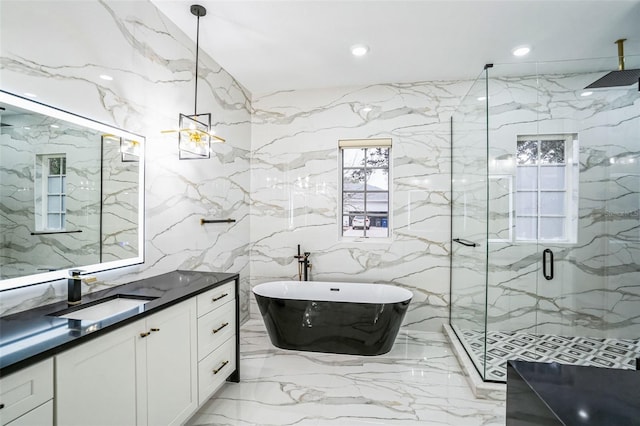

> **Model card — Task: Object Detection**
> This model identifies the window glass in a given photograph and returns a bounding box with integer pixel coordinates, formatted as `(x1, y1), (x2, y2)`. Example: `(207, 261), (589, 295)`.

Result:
(540, 166), (565, 190)
(48, 176), (62, 193)
(47, 214), (61, 229)
(517, 140), (538, 165)
(516, 167), (538, 190)
(366, 169), (389, 191)
(49, 157), (61, 175)
(540, 217), (565, 240)
(515, 217), (537, 240)
(340, 144), (390, 238)
(47, 196), (61, 212)
(343, 170), (365, 190)
(540, 140), (565, 164)
(540, 192), (565, 215)
(343, 148), (365, 167)
(516, 191), (537, 215)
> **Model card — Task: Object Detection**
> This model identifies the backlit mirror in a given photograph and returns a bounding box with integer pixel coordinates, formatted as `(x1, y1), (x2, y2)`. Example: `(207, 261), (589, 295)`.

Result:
(0, 90), (144, 291)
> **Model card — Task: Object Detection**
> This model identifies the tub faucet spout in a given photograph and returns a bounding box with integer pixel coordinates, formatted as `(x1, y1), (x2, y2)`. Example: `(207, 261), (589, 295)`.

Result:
(294, 245), (312, 281)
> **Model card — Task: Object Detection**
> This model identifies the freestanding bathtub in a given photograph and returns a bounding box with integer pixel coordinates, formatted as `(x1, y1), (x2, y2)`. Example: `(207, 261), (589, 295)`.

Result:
(253, 281), (412, 356)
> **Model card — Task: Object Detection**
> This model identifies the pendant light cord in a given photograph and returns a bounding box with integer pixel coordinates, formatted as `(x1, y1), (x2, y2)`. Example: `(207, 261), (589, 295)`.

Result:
(194, 13), (201, 115)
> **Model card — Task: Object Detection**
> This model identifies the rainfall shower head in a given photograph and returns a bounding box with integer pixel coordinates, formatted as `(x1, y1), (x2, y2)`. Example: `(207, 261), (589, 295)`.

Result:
(585, 39), (640, 89)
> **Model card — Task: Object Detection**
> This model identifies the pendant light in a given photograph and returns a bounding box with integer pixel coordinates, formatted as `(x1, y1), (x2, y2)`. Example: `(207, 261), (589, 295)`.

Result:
(162, 4), (225, 159)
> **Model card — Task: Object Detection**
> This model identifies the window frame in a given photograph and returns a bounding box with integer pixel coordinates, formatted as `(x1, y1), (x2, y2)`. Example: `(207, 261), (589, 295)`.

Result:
(515, 134), (578, 243)
(35, 153), (67, 231)
(339, 139), (391, 239)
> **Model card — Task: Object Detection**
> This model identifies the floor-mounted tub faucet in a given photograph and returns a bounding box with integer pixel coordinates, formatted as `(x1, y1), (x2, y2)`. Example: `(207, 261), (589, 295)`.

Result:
(67, 269), (96, 305)
(294, 244), (311, 281)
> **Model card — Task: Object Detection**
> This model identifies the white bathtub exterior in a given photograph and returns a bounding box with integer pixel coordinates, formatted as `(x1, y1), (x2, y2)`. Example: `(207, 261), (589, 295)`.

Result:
(253, 281), (413, 304)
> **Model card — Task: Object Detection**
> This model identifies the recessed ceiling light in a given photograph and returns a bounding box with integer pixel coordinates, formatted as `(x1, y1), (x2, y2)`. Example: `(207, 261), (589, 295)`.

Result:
(24, 92), (37, 98)
(99, 74), (114, 81)
(581, 91), (593, 97)
(351, 44), (369, 57)
(512, 46), (531, 57)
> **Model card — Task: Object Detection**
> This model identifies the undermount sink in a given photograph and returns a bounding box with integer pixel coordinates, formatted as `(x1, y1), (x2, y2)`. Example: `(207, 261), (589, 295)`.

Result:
(51, 295), (157, 322)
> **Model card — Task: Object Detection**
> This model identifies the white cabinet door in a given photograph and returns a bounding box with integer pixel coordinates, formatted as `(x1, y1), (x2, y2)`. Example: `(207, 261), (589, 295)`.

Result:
(56, 298), (200, 426)
(56, 321), (141, 426)
(139, 299), (197, 426)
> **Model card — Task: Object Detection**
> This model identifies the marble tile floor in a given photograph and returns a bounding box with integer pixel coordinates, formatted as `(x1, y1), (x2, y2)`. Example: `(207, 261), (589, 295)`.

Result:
(457, 328), (640, 382)
(187, 320), (506, 426)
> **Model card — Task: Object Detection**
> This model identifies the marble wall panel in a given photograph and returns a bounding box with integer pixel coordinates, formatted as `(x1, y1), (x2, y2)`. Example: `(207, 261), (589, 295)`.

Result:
(250, 81), (469, 331)
(0, 0), (251, 322)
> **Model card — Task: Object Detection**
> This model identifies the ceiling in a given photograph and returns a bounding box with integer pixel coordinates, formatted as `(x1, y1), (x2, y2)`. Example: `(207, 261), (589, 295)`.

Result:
(151, 0), (640, 95)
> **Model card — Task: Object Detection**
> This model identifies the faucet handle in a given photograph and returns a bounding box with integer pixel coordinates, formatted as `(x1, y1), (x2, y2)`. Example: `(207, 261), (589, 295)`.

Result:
(68, 269), (85, 277)
(68, 269), (96, 283)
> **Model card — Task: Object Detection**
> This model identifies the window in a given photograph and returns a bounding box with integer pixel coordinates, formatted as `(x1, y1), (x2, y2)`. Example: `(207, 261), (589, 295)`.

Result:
(340, 138), (391, 238)
(35, 154), (67, 231)
(515, 134), (578, 242)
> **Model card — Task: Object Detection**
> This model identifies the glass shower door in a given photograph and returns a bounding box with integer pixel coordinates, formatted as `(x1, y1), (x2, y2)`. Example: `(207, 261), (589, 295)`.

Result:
(450, 69), (490, 379)
(483, 57), (640, 381)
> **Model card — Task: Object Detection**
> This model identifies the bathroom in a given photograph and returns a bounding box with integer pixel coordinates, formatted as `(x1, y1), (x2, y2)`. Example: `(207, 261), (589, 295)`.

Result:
(0, 1), (638, 425)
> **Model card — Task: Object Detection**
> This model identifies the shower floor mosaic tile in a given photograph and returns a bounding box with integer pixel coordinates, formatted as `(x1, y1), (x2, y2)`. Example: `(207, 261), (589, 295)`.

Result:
(187, 320), (505, 425)
(457, 328), (640, 382)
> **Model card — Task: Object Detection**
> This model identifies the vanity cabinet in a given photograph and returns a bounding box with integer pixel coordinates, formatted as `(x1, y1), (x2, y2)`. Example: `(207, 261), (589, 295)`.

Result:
(0, 272), (239, 426)
(0, 359), (53, 426)
(55, 299), (197, 426)
(195, 282), (237, 404)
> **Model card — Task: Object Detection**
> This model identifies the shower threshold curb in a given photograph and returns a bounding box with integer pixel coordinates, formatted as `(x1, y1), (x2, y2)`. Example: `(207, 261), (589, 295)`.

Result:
(442, 324), (505, 400)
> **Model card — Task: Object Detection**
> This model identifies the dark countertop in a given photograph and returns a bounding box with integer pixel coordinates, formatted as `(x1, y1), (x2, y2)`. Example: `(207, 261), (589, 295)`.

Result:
(0, 270), (238, 377)
(508, 360), (640, 425)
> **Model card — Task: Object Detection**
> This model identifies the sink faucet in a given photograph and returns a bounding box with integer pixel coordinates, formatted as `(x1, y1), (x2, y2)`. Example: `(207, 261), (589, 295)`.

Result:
(294, 244), (311, 281)
(67, 269), (96, 305)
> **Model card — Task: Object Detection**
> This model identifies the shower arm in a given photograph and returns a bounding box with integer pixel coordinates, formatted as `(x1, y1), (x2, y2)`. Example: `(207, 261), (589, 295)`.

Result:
(616, 38), (626, 71)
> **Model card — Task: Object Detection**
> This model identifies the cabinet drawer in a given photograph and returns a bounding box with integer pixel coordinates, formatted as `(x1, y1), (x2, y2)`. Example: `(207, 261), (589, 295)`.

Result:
(5, 400), (52, 426)
(197, 336), (236, 405)
(0, 359), (53, 426)
(197, 300), (235, 361)
(197, 282), (235, 317)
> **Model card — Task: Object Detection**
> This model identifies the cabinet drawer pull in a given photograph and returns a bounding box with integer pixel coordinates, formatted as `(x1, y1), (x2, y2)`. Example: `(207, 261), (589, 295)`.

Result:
(212, 360), (229, 374)
(212, 322), (229, 334)
(212, 293), (228, 302)
(150, 328), (160, 332)
(140, 332), (151, 338)
(0, 403), (4, 410)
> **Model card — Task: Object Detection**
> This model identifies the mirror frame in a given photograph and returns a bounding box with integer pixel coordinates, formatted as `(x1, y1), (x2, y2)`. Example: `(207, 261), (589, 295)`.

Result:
(0, 90), (145, 292)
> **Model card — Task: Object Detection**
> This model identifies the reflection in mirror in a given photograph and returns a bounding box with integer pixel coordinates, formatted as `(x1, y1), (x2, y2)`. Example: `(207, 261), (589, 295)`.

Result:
(0, 91), (144, 291)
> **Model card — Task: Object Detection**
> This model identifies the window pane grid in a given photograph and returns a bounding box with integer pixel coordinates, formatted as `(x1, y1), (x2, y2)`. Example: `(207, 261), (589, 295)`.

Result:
(38, 154), (67, 231)
(516, 137), (569, 242)
(341, 145), (390, 238)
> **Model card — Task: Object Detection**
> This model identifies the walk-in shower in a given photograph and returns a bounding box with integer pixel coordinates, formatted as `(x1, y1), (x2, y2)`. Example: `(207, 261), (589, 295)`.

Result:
(450, 56), (640, 382)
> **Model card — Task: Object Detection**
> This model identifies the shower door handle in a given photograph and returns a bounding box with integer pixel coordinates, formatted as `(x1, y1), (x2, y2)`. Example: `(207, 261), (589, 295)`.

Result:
(453, 238), (478, 247)
(542, 249), (554, 280)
